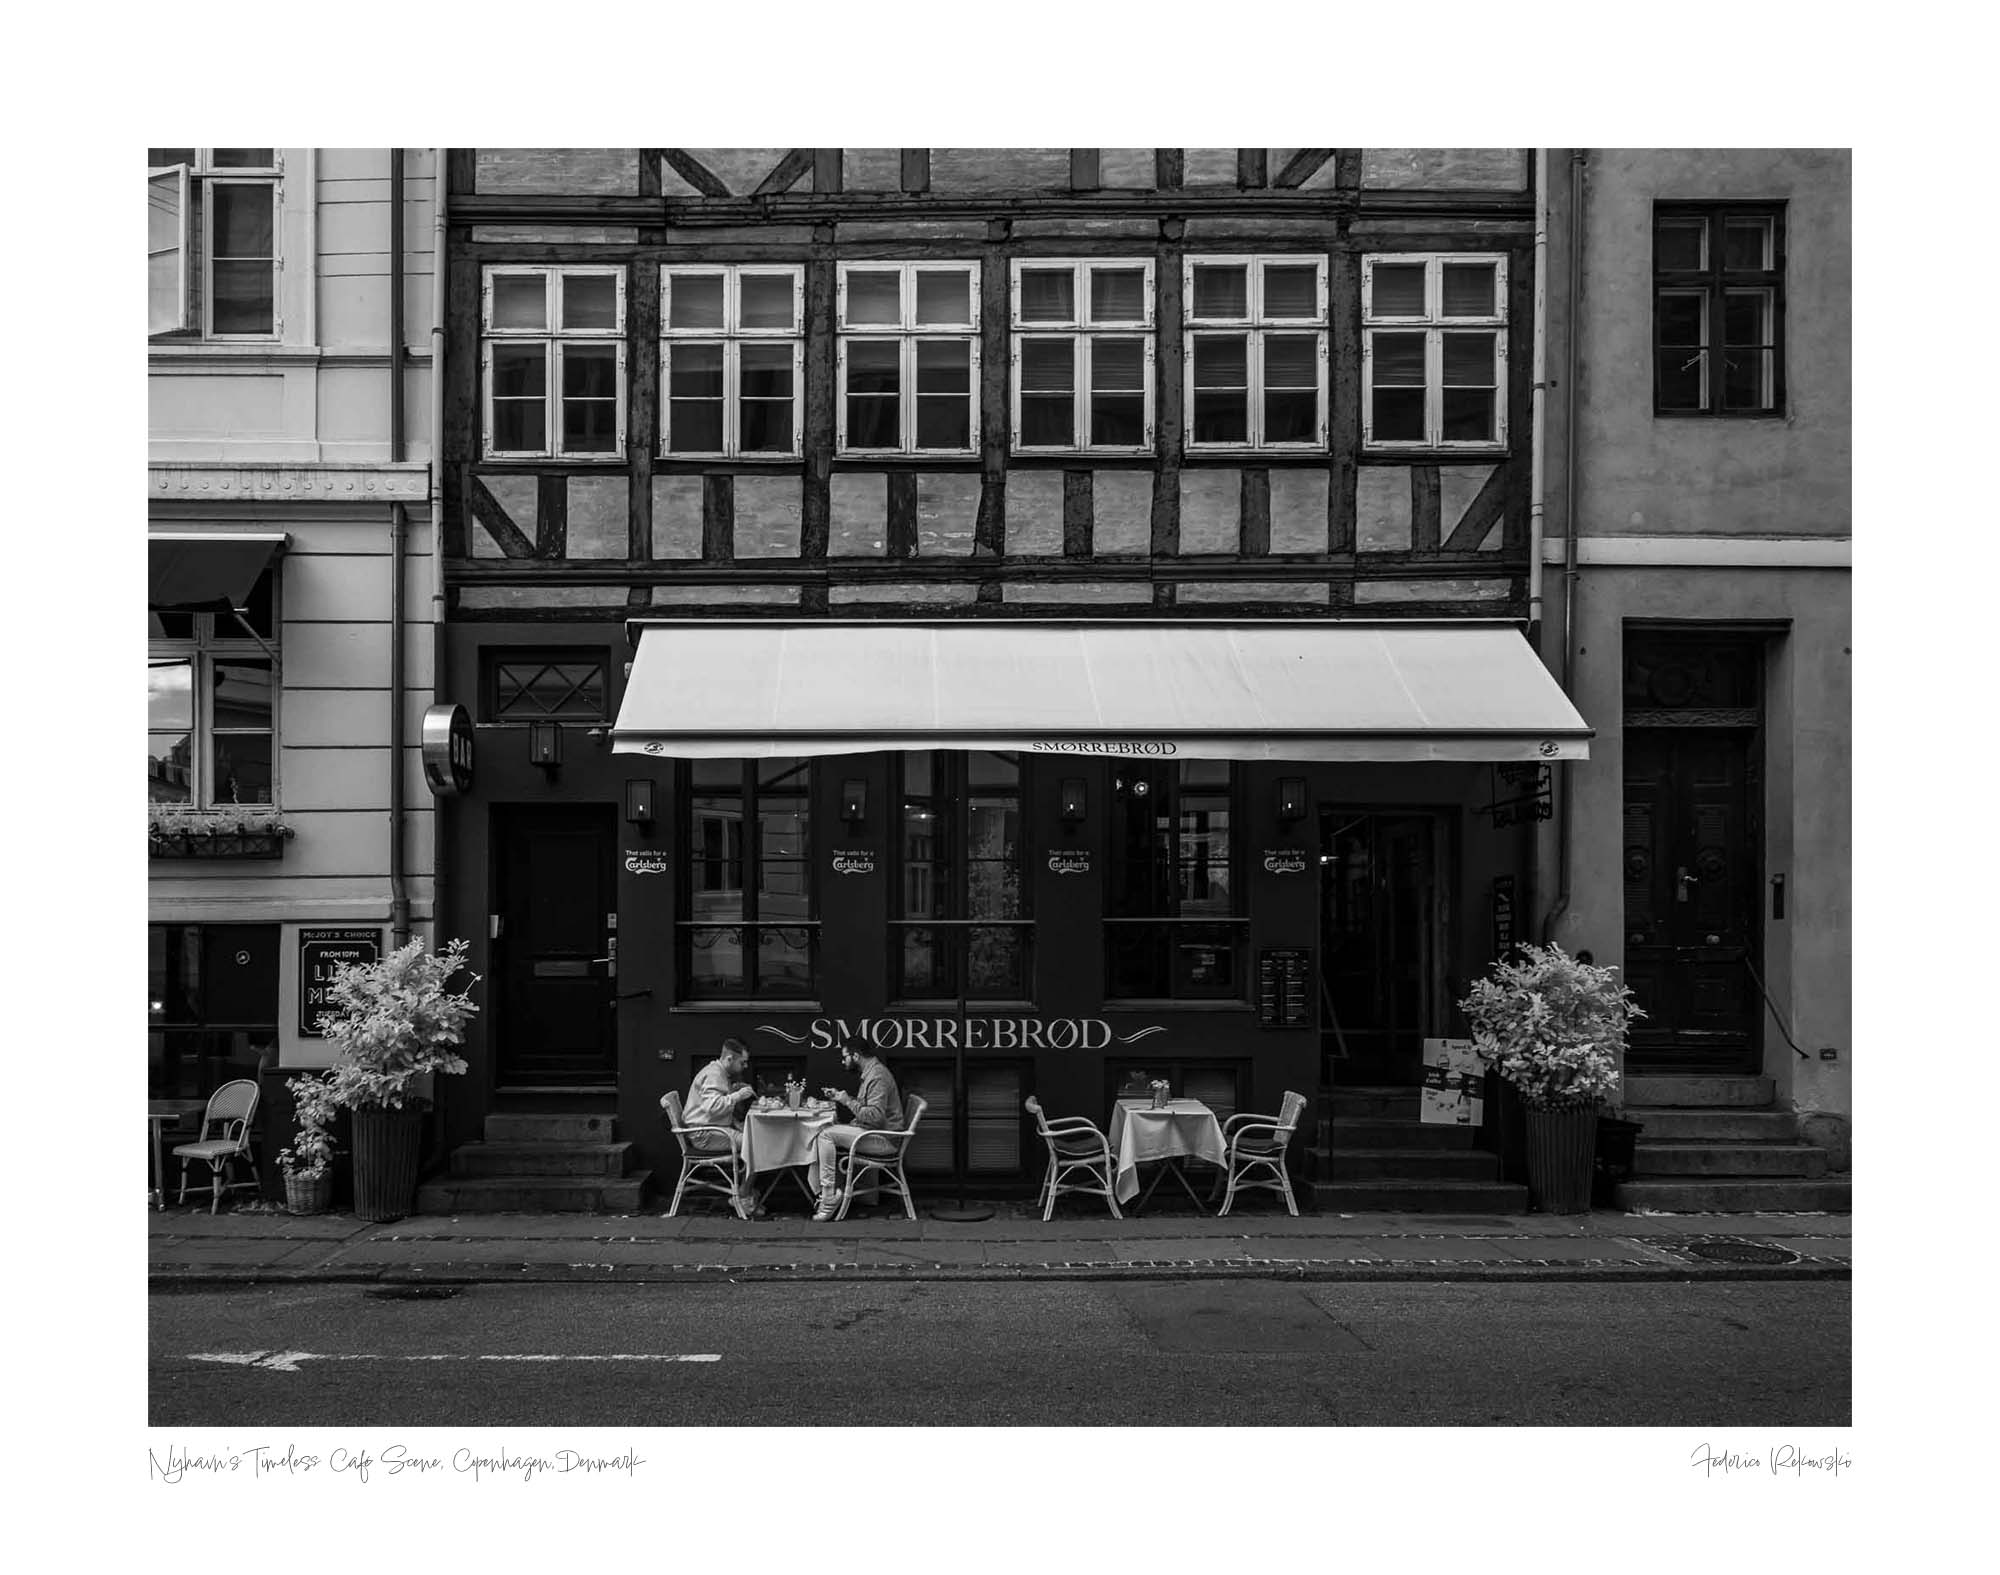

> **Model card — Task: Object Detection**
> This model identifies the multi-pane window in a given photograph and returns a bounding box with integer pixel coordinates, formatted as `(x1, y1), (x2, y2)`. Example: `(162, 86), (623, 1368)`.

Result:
(482, 650), (609, 723)
(149, 923), (280, 1101)
(1362, 254), (1509, 448)
(148, 571), (278, 808)
(682, 758), (815, 999)
(1183, 256), (1328, 450)
(837, 262), (981, 454)
(1010, 260), (1154, 452)
(895, 752), (1029, 1001)
(662, 266), (804, 458)
(482, 266), (627, 459)
(148, 149), (281, 339)
(1653, 205), (1785, 416)
(1104, 761), (1245, 1000)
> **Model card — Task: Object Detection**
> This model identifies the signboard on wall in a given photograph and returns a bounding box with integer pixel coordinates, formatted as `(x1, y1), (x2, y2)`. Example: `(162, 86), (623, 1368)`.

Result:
(297, 927), (383, 1038)
(1420, 1038), (1486, 1126)
(1256, 948), (1313, 1029)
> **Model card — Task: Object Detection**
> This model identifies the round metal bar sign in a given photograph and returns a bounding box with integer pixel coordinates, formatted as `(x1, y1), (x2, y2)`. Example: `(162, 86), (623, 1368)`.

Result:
(420, 703), (474, 796)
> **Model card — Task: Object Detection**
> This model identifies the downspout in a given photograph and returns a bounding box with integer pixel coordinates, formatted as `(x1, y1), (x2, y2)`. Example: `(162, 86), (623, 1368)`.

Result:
(1542, 149), (1587, 946)
(388, 148), (412, 946)
(1526, 149), (1548, 633)
(429, 152), (450, 933)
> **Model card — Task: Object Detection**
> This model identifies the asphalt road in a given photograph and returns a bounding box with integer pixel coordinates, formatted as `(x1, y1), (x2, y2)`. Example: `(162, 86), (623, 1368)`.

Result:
(150, 1279), (1849, 1427)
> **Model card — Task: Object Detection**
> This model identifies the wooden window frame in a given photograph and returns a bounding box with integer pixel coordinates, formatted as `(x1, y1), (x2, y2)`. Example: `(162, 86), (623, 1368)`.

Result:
(149, 151), (284, 342)
(677, 758), (819, 1002)
(1361, 253), (1510, 452)
(1652, 202), (1787, 418)
(480, 265), (628, 461)
(1009, 259), (1156, 455)
(479, 647), (612, 725)
(1103, 761), (1248, 1004)
(660, 265), (805, 460)
(835, 261), (982, 457)
(148, 588), (282, 812)
(890, 752), (1034, 1006)
(1182, 254), (1329, 454)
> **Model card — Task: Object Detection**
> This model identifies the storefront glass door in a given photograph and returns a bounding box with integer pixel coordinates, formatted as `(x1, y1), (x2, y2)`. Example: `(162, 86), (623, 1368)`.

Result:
(1318, 810), (1447, 1087)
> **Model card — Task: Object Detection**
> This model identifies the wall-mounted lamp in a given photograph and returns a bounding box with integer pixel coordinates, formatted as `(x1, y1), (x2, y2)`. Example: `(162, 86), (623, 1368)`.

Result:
(528, 721), (563, 774)
(1276, 776), (1307, 826)
(1060, 777), (1088, 825)
(840, 778), (868, 826)
(625, 778), (657, 826)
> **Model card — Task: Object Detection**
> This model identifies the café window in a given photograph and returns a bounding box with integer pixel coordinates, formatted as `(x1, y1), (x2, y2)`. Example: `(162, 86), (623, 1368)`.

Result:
(149, 923), (279, 1100)
(481, 265), (627, 459)
(148, 570), (277, 808)
(836, 261), (980, 455)
(481, 649), (610, 723)
(681, 757), (816, 999)
(894, 752), (1029, 1002)
(661, 265), (804, 458)
(1105, 760), (1245, 1001)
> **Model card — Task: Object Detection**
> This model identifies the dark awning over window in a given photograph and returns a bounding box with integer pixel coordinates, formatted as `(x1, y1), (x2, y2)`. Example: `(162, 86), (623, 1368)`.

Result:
(611, 618), (1592, 762)
(147, 532), (288, 612)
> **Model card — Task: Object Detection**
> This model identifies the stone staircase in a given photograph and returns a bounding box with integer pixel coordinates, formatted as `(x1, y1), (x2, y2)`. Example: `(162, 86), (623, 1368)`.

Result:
(1613, 1075), (1850, 1213)
(416, 1111), (651, 1214)
(1308, 1087), (1528, 1213)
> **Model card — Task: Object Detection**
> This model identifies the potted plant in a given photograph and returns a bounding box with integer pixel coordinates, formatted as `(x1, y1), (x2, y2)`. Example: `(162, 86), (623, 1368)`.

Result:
(277, 1071), (339, 1215)
(149, 804), (295, 859)
(1459, 944), (1643, 1214)
(321, 938), (479, 1222)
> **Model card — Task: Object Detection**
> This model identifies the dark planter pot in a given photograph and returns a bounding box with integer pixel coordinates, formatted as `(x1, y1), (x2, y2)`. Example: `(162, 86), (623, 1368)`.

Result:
(350, 1106), (426, 1222)
(1592, 1116), (1645, 1207)
(1523, 1104), (1599, 1214)
(284, 1171), (334, 1215)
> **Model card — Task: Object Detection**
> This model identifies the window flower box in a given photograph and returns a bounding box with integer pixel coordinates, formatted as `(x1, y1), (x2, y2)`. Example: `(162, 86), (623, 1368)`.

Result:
(149, 810), (294, 860)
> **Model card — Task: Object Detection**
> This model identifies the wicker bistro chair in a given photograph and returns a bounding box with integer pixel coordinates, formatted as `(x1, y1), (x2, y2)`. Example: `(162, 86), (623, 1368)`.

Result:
(661, 1090), (748, 1220)
(172, 1079), (261, 1215)
(828, 1095), (928, 1222)
(1025, 1096), (1122, 1221)
(1216, 1090), (1309, 1217)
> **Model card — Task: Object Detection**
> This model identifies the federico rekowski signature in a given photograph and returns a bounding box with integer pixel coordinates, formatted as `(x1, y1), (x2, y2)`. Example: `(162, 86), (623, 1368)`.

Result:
(1691, 1442), (1853, 1478)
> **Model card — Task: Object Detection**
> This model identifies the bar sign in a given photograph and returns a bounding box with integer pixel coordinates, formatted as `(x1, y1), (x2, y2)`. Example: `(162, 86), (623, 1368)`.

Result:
(298, 927), (384, 1038)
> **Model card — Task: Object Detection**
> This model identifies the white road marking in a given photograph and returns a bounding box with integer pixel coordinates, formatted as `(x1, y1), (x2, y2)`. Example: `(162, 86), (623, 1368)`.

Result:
(186, 1352), (722, 1371)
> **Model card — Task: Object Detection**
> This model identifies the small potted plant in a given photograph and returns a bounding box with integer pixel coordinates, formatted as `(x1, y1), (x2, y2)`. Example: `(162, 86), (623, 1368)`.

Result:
(321, 938), (480, 1222)
(277, 1072), (339, 1215)
(1460, 944), (1643, 1213)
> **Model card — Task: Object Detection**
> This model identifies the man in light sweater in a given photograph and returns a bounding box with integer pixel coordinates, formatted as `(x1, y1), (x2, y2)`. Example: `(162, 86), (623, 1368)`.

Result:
(671, 1036), (759, 1216)
(810, 1036), (905, 1222)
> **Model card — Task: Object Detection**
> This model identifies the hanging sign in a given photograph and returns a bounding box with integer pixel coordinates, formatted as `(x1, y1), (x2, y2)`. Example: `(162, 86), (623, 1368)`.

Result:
(298, 927), (383, 1038)
(419, 703), (475, 796)
(1480, 763), (1552, 828)
(1420, 1037), (1486, 1126)
(831, 849), (875, 876)
(1492, 874), (1516, 955)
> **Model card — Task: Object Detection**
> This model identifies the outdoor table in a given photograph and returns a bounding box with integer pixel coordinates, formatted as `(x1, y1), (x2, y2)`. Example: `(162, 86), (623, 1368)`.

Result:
(741, 1103), (839, 1209)
(1108, 1098), (1227, 1211)
(148, 1099), (205, 1210)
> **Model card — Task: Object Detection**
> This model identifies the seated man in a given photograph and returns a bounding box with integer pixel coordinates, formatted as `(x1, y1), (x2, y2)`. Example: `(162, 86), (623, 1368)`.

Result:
(671, 1036), (759, 1216)
(810, 1036), (905, 1222)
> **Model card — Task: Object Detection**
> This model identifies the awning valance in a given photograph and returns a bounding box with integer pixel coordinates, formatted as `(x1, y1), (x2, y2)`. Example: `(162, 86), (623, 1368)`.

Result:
(611, 620), (1591, 763)
(148, 531), (288, 612)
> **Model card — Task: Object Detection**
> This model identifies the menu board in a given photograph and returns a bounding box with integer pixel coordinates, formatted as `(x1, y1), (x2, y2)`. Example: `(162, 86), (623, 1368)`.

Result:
(1256, 948), (1313, 1030)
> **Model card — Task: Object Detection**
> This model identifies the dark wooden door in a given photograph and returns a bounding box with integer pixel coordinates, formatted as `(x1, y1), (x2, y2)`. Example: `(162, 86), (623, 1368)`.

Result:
(1319, 811), (1444, 1086)
(494, 804), (617, 1087)
(1623, 731), (1759, 1071)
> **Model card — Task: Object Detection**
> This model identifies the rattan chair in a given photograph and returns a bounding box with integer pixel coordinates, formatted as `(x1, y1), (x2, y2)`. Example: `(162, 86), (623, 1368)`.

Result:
(1026, 1096), (1122, 1221)
(661, 1090), (748, 1219)
(1216, 1089), (1308, 1217)
(828, 1095), (927, 1221)
(172, 1079), (261, 1215)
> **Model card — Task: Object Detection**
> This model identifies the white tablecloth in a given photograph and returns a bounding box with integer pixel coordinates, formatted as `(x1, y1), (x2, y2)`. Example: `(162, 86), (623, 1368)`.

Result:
(741, 1105), (838, 1176)
(1107, 1099), (1226, 1204)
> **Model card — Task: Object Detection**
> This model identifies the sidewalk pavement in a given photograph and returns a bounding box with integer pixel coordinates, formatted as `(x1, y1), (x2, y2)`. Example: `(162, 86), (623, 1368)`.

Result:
(149, 1198), (1851, 1287)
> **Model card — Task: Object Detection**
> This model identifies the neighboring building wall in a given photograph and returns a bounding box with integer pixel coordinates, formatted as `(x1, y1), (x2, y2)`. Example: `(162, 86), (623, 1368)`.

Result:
(1542, 148), (1851, 1130)
(149, 150), (440, 1098)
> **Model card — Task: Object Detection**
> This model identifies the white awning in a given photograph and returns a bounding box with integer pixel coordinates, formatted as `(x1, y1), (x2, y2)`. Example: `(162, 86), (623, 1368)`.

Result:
(611, 619), (1591, 762)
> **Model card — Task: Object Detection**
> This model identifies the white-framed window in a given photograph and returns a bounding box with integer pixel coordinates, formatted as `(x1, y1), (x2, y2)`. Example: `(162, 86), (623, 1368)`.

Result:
(148, 572), (280, 809)
(148, 149), (282, 339)
(482, 266), (628, 460)
(836, 262), (981, 455)
(1362, 253), (1509, 449)
(1183, 255), (1328, 451)
(1010, 259), (1155, 453)
(661, 265), (804, 459)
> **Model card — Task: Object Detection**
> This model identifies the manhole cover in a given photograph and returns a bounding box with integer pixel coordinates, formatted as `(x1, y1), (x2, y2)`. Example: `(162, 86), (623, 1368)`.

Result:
(1685, 1240), (1797, 1265)
(365, 1284), (462, 1300)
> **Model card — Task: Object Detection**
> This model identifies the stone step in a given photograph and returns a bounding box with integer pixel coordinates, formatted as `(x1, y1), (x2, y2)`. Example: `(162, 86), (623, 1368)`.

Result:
(449, 1141), (634, 1179)
(1632, 1143), (1829, 1179)
(483, 1112), (620, 1144)
(1321, 1148), (1503, 1181)
(1312, 1178), (1529, 1214)
(1320, 1117), (1478, 1149)
(1624, 1108), (1799, 1143)
(1613, 1176), (1850, 1214)
(415, 1172), (652, 1215)
(1325, 1088), (1421, 1119)
(1622, 1075), (1774, 1109)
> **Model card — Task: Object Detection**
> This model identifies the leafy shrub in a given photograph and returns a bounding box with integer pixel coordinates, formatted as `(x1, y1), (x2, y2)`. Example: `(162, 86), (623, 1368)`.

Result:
(1459, 944), (1643, 1111)
(320, 939), (480, 1113)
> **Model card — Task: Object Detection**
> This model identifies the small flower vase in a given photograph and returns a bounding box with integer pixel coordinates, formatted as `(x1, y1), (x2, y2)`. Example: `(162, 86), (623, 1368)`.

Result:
(1151, 1087), (1169, 1110)
(787, 1085), (801, 1110)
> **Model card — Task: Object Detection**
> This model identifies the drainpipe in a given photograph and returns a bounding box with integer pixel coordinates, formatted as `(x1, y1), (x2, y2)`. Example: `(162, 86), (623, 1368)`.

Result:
(429, 151), (450, 934)
(388, 148), (412, 947)
(1526, 149), (1548, 633)
(1542, 149), (1587, 946)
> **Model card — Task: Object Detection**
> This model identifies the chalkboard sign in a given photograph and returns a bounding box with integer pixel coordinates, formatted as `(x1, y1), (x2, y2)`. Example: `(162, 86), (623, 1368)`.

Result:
(1256, 948), (1314, 1030)
(298, 927), (383, 1038)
